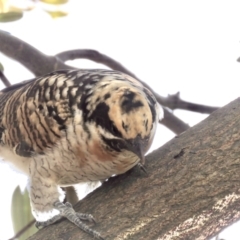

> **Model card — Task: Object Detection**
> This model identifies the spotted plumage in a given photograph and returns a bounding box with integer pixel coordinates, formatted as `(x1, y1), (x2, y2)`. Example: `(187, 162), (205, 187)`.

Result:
(0, 69), (162, 239)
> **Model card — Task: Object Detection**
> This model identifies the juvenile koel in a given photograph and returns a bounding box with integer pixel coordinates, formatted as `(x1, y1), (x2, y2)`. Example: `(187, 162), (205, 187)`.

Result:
(0, 69), (161, 239)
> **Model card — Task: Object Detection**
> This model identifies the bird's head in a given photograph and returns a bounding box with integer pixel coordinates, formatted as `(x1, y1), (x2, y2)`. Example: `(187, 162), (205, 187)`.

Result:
(80, 71), (163, 165)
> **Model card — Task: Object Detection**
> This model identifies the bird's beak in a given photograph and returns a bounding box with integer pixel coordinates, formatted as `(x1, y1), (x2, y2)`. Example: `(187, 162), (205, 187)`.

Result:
(126, 136), (146, 165)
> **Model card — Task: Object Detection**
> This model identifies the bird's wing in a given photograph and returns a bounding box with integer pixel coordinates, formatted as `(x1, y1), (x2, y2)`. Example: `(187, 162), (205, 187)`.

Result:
(0, 70), (78, 157)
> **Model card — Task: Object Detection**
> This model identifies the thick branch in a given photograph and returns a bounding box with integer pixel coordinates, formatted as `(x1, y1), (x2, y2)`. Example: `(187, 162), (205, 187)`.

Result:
(161, 108), (189, 134)
(0, 30), (74, 76)
(28, 98), (240, 240)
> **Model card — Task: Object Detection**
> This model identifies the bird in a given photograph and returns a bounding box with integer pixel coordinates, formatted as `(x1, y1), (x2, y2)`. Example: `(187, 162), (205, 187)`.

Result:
(0, 69), (162, 239)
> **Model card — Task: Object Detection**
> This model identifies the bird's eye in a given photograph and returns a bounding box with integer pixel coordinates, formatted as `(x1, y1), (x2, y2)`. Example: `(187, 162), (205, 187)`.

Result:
(111, 123), (118, 134)
(110, 122), (121, 137)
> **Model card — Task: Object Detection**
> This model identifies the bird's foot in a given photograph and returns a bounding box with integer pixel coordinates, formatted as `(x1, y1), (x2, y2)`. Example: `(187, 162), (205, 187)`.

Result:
(36, 201), (104, 240)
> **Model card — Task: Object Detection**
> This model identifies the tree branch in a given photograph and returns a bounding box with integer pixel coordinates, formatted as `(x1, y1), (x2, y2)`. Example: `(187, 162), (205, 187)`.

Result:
(9, 219), (35, 240)
(56, 49), (219, 114)
(55, 49), (219, 134)
(0, 70), (11, 87)
(161, 108), (189, 134)
(56, 49), (137, 78)
(161, 92), (219, 114)
(0, 34), (214, 135)
(56, 49), (193, 134)
(0, 33), (190, 135)
(0, 30), (75, 76)
(28, 97), (240, 240)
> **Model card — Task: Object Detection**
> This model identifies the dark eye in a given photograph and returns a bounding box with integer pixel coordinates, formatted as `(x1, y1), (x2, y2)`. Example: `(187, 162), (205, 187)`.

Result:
(111, 123), (119, 135)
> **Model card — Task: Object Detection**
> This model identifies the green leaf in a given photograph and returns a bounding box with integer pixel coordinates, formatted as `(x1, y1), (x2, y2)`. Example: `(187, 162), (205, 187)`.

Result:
(41, 0), (69, 4)
(11, 186), (37, 240)
(0, 11), (23, 22)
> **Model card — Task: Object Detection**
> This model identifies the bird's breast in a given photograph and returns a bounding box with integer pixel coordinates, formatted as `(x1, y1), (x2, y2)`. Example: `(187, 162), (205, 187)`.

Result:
(44, 133), (139, 186)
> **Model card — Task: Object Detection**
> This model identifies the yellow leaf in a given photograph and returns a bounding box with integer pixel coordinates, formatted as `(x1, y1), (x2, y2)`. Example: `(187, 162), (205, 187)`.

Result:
(0, 0), (10, 12)
(9, 5), (35, 12)
(40, 0), (69, 4)
(0, 11), (23, 22)
(45, 10), (68, 18)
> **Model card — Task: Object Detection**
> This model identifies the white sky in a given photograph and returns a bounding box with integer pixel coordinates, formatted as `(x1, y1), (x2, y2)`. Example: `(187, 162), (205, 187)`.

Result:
(0, 0), (240, 239)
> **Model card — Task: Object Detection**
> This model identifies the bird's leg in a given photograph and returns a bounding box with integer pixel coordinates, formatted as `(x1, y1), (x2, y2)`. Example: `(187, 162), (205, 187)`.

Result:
(36, 201), (104, 240)
(35, 214), (62, 228)
(29, 161), (104, 240)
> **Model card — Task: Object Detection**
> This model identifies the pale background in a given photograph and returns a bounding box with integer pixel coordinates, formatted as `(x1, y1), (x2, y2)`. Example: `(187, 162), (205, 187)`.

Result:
(0, 0), (240, 239)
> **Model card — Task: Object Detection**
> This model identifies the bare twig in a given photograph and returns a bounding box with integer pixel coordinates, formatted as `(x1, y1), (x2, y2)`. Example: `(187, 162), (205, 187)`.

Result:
(0, 30), (75, 76)
(55, 50), (192, 134)
(56, 49), (219, 114)
(162, 92), (219, 114)
(0, 70), (11, 87)
(8, 219), (35, 240)
(0, 33), (211, 135)
(56, 49), (138, 78)
(56, 49), (219, 133)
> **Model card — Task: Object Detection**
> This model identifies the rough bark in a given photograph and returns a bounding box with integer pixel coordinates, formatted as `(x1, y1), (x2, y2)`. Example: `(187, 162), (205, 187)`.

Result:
(28, 97), (240, 240)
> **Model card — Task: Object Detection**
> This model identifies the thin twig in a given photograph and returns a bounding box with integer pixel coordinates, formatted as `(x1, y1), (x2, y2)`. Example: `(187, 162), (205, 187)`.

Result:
(162, 92), (219, 114)
(0, 33), (206, 134)
(0, 30), (75, 76)
(56, 49), (219, 114)
(56, 49), (137, 78)
(55, 49), (192, 133)
(56, 49), (220, 134)
(0, 70), (11, 87)
(8, 219), (35, 240)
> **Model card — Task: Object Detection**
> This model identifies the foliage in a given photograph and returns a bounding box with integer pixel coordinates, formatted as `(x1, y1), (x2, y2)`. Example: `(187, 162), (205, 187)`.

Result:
(0, 0), (68, 22)
(11, 186), (37, 240)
